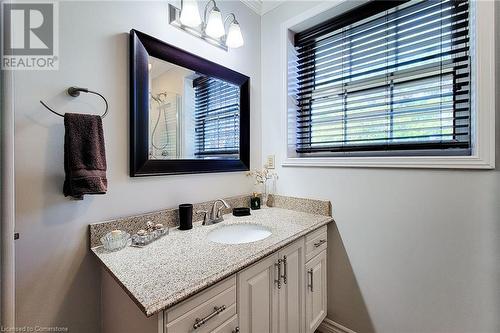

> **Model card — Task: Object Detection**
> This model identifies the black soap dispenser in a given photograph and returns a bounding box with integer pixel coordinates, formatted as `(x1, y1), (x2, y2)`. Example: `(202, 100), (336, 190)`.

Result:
(250, 192), (261, 210)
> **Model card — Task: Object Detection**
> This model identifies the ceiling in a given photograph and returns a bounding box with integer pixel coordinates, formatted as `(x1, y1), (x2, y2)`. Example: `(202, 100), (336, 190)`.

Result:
(240, 0), (285, 15)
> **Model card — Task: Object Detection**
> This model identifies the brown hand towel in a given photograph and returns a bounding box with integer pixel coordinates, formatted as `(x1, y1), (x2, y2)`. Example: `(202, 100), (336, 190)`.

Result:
(63, 113), (107, 200)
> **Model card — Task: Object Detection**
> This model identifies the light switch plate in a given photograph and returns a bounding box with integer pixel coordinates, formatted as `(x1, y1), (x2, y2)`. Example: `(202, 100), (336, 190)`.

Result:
(266, 155), (275, 169)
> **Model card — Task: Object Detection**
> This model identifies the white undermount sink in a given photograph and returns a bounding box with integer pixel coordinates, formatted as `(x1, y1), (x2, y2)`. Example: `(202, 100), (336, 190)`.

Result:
(207, 223), (272, 244)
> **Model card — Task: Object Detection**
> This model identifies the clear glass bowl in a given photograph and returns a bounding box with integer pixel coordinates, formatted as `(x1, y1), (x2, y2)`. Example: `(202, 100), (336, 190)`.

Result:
(100, 231), (131, 251)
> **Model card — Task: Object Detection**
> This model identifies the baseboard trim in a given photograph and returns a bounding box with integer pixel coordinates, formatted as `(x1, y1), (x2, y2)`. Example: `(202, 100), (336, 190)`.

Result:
(318, 318), (357, 333)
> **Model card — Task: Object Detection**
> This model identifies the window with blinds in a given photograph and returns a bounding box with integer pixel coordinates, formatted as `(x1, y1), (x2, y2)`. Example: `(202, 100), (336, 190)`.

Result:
(194, 76), (240, 158)
(292, 0), (470, 156)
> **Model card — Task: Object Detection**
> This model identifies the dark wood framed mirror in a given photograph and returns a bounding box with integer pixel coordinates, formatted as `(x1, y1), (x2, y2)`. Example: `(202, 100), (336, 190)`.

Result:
(130, 29), (250, 176)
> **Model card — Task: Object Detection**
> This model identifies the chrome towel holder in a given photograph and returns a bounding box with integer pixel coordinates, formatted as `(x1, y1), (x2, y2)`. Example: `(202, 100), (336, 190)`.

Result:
(40, 86), (109, 118)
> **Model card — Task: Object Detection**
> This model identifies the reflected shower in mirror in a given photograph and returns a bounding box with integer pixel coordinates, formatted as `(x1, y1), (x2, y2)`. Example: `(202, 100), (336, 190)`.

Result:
(148, 56), (240, 161)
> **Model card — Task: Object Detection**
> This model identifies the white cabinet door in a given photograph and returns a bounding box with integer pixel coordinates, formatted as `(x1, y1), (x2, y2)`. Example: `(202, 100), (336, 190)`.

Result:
(278, 239), (305, 333)
(305, 250), (327, 333)
(238, 253), (279, 333)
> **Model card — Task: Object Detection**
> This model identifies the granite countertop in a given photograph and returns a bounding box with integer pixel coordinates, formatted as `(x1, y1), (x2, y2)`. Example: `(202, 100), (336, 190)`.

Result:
(92, 207), (333, 317)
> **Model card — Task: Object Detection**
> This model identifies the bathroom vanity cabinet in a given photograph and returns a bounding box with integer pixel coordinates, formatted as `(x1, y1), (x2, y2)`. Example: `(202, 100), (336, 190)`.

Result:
(304, 226), (328, 333)
(93, 199), (333, 333)
(239, 237), (305, 333)
(102, 226), (328, 333)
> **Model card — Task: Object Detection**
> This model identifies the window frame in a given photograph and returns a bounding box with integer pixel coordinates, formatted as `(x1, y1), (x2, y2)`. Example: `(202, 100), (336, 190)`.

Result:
(281, 0), (495, 169)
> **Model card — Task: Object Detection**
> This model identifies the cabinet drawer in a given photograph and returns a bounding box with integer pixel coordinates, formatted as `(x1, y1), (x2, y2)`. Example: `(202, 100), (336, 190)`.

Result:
(305, 226), (327, 262)
(166, 302), (236, 333)
(165, 276), (236, 333)
(211, 315), (238, 333)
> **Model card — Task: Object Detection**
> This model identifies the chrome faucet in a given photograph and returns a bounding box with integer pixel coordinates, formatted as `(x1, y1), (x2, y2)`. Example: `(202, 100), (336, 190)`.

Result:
(197, 199), (230, 225)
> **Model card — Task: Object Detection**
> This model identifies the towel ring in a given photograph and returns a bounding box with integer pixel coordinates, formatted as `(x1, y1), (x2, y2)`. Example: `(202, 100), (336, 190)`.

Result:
(40, 87), (109, 118)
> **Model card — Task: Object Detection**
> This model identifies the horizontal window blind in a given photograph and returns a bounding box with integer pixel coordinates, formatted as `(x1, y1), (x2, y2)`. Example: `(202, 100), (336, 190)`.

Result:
(293, 0), (470, 155)
(194, 76), (240, 158)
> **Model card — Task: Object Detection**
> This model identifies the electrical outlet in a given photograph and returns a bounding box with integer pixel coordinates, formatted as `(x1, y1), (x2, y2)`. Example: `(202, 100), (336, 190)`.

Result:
(266, 155), (275, 169)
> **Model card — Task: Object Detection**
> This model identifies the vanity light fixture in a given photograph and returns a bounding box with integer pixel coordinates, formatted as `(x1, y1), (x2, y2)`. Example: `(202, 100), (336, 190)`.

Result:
(179, 0), (201, 27)
(224, 14), (244, 49)
(168, 0), (244, 51)
(204, 0), (225, 38)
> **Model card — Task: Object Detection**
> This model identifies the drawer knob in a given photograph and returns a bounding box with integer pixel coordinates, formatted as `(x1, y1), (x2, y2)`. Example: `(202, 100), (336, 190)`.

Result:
(193, 305), (226, 329)
(314, 239), (326, 247)
(232, 327), (240, 333)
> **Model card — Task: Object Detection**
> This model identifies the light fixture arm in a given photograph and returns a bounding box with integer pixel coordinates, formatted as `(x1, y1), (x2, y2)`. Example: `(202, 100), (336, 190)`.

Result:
(180, 0), (189, 14)
(224, 13), (237, 29)
(203, 0), (217, 27)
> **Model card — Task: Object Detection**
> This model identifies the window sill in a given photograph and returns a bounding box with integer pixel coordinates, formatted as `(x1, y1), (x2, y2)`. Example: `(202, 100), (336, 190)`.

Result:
(282, 156), (495, 170)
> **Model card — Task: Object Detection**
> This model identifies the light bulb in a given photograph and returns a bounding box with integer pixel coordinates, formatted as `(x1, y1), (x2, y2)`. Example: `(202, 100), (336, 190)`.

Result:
(205, 7), (225, 39)
(179, 0), (201, 28)
(226, 21), (243, 48)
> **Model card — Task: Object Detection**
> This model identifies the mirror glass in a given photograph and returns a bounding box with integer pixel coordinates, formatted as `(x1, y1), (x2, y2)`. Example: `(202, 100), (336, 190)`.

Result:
(148, 56), (240, 160)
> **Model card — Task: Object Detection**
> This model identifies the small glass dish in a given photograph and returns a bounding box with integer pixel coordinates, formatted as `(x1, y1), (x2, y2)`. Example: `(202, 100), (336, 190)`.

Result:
(100, 230), (131, 251)
(131, 233), (150, 247)
(131, 226), (169, 247)
(153, 227), (169, 238)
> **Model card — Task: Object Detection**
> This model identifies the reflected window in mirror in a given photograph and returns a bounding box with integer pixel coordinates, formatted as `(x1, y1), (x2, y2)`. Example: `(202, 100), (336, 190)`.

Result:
(194, 77), (239, 159)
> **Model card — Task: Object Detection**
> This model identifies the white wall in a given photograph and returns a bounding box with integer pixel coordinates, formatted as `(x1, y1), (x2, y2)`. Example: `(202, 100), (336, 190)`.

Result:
(12, 1), (260, 332)
(261, 2), (500, 333)
(151, 66), (191, 96)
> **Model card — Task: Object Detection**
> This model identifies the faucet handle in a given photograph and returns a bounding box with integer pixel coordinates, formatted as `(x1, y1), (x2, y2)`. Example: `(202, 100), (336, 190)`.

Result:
(216, 199), (230, 218)
(220, 199), (230, 208)
(216, 206), (225, 218)
(196, 210), (209, 225)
